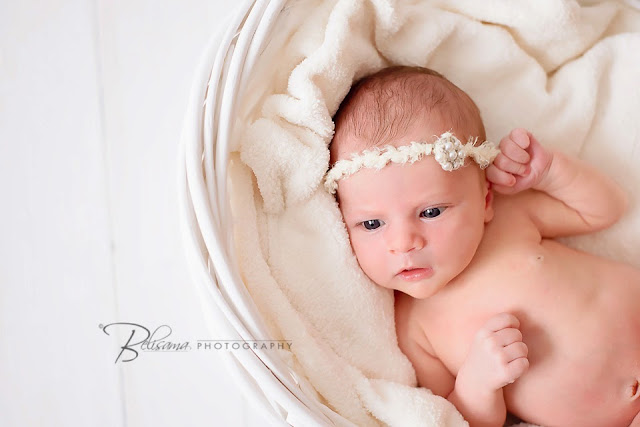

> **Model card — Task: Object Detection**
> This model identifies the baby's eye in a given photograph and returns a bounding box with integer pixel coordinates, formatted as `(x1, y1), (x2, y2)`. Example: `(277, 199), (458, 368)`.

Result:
(361, 219), (383, 230)
(421, 207), (447, 219)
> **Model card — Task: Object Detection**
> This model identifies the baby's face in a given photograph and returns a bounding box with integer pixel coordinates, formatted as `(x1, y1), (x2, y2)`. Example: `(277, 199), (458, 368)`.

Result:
(337, 147), (493, 299)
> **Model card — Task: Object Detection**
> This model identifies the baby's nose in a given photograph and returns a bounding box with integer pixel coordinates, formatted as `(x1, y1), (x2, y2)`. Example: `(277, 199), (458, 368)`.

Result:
(388, 224), (426, 254)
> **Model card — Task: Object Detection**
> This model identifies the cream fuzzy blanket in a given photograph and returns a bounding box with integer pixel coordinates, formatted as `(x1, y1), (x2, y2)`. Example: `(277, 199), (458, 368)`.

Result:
(228, 0), (640, 425)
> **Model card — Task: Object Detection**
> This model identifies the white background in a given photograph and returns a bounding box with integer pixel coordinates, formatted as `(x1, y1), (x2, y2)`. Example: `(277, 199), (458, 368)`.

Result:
(0, 1), (264, 425)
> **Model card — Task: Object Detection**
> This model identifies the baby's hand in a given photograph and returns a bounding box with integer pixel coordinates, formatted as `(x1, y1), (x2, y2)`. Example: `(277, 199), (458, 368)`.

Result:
(486, 128), (553, 194)
(456, 313), (529, 396)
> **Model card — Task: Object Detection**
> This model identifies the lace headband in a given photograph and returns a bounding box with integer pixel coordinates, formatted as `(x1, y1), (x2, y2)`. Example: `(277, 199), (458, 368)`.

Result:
(324, 131), (500, 194)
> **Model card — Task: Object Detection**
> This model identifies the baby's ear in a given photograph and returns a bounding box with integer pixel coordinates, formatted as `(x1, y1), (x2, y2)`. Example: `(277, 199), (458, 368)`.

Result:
(484, 179), (494, 223)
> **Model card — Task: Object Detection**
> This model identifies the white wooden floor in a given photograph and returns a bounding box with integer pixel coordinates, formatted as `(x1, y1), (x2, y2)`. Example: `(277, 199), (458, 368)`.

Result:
(0, 1), (265, 425)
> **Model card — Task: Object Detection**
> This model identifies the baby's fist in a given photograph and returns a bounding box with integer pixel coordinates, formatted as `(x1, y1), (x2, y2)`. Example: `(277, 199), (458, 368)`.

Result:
(486, 128), (552, 194)
(457, 313), (529, 394)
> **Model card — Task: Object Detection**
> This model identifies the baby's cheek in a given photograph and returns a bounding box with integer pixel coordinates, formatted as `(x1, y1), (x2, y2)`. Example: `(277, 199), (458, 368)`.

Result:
(351, 239), (370, 264)
(351, 241), (379, 276)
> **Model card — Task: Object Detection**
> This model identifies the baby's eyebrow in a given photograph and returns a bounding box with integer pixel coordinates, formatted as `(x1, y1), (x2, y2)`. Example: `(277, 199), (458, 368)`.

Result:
(345, 206), (380, 217)
(416, 187), (459, 202)
(340, 200), (386, 216)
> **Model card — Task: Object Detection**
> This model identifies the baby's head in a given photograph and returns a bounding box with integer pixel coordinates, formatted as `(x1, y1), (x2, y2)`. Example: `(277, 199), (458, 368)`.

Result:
(327, 66), (496, 298)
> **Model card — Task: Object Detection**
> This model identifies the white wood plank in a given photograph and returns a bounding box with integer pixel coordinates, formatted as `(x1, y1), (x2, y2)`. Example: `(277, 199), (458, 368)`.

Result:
(0, 1), (123, 426)
(97, 1), (252, 425)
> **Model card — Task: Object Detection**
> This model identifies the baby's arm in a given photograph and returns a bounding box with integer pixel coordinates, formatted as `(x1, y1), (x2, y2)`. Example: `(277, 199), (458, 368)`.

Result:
(487, 128), (629, 237)
(448, 313), (528, 427)
(404, 314), (528, 427)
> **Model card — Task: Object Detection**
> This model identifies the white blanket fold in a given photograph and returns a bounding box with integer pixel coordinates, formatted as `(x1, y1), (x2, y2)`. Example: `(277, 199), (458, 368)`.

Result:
(231, 0), (640, 425)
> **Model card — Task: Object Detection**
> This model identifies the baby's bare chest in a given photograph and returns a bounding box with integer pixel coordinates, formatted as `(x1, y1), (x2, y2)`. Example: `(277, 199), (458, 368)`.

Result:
(412, 237), (640, 374)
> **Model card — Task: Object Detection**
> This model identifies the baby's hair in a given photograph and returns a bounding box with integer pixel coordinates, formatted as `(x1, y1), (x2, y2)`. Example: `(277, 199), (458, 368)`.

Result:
(330, 66), (486, 164)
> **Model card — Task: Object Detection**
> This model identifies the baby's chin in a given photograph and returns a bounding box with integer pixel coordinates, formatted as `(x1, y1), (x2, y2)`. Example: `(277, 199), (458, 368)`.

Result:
(392, 274), (449, 299)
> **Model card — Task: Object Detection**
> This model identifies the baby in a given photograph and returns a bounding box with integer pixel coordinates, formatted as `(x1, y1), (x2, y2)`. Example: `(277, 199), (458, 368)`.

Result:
(327, 66), (640, 427)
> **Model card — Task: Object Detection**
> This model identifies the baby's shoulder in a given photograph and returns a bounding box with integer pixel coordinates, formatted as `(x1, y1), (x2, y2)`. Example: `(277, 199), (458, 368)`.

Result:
(393, 292), (455, 394)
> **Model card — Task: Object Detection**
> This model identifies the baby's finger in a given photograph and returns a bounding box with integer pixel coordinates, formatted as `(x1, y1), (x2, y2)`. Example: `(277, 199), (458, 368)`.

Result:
(500, 138), (531, 164)
(504, 357), (529, 384)
(486, 165), (516, 187)
(493, 327), (524, 347)
(503, 342), (528, 362)
(482, 313), (520, 333)
(509, 128), (531, 150)
(493, 154), (530, 177)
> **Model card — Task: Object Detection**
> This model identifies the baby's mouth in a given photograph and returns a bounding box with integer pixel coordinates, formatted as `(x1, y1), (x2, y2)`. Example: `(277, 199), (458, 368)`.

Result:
(397, 267), (434, 281)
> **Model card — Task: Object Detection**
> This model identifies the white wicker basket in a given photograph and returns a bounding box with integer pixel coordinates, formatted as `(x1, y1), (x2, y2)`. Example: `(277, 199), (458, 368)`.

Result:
(178, 1), (345, 425)
(178, 1), (640, 426)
